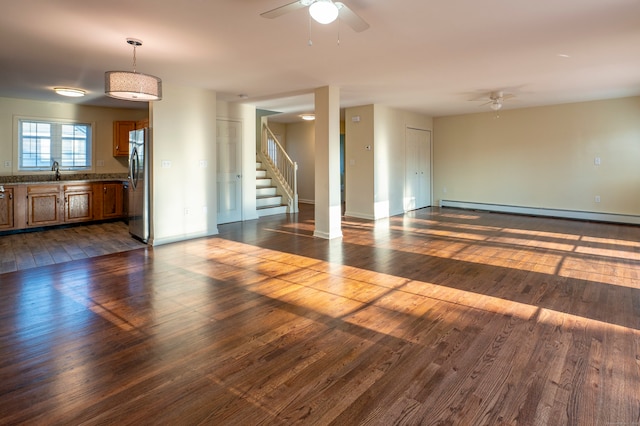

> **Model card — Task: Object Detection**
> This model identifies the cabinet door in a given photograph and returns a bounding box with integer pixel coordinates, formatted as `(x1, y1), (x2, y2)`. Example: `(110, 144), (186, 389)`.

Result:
(102, 183), (123, 218)
(65, 186), (93, 222)
(113, 121), (135, 157)
(28, 189), (61, 227)
(0, 187), (15, 229)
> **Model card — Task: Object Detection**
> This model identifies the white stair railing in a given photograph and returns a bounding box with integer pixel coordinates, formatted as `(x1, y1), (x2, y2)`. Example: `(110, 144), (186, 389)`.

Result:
(260, 123), (298, 213)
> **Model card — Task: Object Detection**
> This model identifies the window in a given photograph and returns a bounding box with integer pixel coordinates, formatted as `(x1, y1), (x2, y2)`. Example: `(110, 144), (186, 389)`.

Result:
(18, 119), (92, 171)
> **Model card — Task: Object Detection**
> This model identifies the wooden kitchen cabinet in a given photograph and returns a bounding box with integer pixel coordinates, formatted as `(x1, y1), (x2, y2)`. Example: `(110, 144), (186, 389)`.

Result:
(101, 182), (124, 219)
(113, 121), (135, 157)
(64, 184), (93, 223)
(27, 185), (62, 227)
(136, 118), (149, 129)
(0, 186), (15, 230)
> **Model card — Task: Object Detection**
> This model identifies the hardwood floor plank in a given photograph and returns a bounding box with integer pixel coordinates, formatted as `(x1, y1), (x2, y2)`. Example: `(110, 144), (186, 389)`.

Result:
(0, 206), (639, 424)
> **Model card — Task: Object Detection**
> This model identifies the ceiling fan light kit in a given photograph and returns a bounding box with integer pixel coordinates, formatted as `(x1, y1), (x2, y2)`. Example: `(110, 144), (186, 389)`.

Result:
(105, 38), (162, 102)
(309, 0), (339, 24)
(261, 0), (370, 33)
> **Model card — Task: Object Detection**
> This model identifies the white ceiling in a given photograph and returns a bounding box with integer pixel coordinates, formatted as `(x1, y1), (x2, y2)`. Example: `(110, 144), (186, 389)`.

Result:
(1, 0), (639, 121)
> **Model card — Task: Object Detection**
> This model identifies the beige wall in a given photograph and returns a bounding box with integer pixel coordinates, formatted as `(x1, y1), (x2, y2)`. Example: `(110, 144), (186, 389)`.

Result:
(345, 105), (375, 217)
(150, 84), (218, 245)
(345, 104), (433, 219)
(433, 96), (640, 216)
(0, 96), (146, 177)
(285, 121), (315, 203)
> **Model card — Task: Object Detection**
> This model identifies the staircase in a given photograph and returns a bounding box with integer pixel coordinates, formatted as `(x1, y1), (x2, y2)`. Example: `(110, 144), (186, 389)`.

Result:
(256, 159), (288, 217)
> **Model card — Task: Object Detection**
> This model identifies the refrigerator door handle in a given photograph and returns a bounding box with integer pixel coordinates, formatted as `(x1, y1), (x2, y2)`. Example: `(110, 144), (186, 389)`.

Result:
(130, 147), (139, 190)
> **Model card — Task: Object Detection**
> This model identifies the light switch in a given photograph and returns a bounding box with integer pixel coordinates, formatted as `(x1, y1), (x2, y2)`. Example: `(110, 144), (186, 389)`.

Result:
(349, 159), (356, 166)
(161, 160), (172, 168)
(594, 157), (601, 165)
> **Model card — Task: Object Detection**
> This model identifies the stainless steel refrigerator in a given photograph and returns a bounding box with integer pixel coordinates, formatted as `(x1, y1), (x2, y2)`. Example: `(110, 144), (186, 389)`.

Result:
(128, 127), (150, 243)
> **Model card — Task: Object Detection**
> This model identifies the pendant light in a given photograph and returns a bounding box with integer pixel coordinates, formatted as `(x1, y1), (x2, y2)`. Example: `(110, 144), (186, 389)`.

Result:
(105, 38), (162, 101)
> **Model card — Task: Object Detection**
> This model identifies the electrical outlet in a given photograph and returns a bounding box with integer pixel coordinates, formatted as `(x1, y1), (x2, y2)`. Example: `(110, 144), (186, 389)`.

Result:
(594, 157), (601, 165)
(97, 160), (105, 167)
(184, 208), (190, 216)
(161, 160), (172, 168)
(4, 161), (11, 168)
(199, 160), (208, 168)
(595, 195), (601, 203)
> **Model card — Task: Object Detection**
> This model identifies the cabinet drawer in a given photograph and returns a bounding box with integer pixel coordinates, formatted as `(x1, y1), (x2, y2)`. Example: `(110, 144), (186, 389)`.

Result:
(64, 184), (93, 192)
(27, 185), (60, 195)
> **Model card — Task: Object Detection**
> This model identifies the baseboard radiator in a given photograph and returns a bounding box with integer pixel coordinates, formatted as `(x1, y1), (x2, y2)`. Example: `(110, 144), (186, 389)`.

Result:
(439, 200), (640, 226)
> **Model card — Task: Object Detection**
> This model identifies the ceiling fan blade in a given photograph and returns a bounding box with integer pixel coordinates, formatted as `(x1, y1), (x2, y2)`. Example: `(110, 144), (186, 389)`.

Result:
(335, 2), (369, 32)
(501, 93), (516, 100)
(261, 1), (307, 19)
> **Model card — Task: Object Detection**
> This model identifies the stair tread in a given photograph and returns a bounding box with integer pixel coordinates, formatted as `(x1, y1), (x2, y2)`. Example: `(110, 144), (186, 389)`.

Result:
(257, 204), (287, 210)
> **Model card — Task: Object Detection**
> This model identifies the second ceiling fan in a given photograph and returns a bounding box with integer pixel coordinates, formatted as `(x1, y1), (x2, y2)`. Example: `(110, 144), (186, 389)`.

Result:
(261, 0), (370, 33)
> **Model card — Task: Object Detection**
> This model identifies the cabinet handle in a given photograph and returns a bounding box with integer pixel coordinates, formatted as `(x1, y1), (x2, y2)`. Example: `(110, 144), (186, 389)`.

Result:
(104, 187), (107, 193)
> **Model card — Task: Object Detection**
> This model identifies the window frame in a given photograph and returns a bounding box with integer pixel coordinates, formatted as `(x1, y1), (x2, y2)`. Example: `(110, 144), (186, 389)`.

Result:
(15, 116), (95, 173)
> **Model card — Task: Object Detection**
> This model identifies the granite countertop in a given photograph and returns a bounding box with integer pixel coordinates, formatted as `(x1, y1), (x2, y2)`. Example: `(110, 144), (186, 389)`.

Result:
(0, 173), (128, 185)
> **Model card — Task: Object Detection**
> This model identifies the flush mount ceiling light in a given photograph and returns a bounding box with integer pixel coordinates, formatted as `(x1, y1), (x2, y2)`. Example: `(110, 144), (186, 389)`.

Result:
(300, 114), (315, 121)
(105, 38), (162, 102)
(54, 87), (85, 97)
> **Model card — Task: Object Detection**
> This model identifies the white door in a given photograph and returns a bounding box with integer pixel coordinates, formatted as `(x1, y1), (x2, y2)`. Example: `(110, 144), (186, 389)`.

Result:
(404, 127), (431, 211)
(217, 119), (243, 224)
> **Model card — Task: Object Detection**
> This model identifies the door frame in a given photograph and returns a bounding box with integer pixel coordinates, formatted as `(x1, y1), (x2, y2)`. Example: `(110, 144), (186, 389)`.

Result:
(404, 126), (433, 211)
(216, 118), (244, 224)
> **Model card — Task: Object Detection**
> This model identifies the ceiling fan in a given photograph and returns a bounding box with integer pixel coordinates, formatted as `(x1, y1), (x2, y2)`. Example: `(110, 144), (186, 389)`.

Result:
(261, 0), (370, 33)
(477, 91), (516, 111)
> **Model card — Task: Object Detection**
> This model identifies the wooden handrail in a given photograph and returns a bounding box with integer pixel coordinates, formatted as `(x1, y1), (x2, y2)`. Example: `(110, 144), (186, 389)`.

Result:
(261, 123), (298, 213)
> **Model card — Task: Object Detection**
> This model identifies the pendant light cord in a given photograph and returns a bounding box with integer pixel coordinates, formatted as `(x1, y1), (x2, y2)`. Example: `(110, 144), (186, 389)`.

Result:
(132, 44), (137, 72)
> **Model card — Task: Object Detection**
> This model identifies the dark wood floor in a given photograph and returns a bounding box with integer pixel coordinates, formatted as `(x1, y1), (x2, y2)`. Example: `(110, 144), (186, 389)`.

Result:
(0, 221), (146, 274)
(1, 204), (639, 425)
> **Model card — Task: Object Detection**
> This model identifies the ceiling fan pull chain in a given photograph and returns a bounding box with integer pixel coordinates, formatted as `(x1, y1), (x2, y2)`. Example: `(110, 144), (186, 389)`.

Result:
(337, 17), (341, 46)
(308, 15), (313, 46)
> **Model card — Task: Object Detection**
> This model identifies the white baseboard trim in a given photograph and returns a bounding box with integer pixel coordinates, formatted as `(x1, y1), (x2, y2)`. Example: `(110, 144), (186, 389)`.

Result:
(299, 199), (315, 205)
(344, 211), (376, 220)
(150, 229), (219, 246)
(439, 200), (640, 225)
(313, 229), (343, 239)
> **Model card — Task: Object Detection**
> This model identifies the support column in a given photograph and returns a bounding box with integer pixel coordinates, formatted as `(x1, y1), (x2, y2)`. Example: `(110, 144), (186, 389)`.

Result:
(314, 86), (342, 239)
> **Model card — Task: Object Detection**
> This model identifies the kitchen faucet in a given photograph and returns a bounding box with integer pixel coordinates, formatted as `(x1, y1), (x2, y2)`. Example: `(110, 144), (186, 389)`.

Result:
(51, 160), (60, 181)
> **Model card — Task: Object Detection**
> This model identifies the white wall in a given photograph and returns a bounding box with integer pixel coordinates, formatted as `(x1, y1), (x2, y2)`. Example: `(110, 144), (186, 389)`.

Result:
(433, 96), (640, 218)
(0, 97), (146, 177)
(150, 84), (218, 245)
